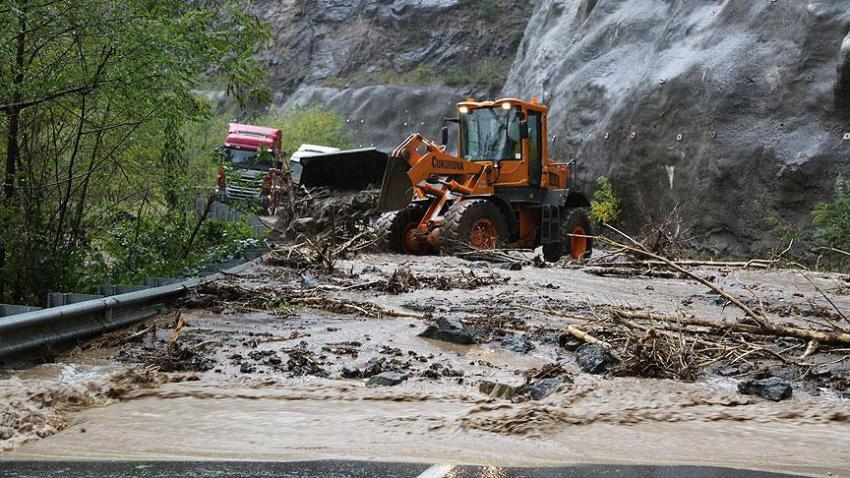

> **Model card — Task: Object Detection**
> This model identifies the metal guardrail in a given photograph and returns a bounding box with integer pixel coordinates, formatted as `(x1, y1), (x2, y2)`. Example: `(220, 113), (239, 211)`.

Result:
(0, 257), (263, 361)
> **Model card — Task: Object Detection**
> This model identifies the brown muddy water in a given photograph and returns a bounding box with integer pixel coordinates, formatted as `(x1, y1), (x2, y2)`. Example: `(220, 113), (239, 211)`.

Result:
(2, 253), (850, 476)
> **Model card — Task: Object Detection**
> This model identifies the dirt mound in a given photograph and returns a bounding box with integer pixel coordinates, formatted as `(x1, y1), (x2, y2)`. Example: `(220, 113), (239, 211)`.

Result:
(277, 188), (380, 238)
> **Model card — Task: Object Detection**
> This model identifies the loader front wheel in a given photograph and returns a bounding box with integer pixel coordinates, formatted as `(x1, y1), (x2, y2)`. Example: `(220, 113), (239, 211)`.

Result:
(441, 199), (508, 256)
(375, 203), (432, 255)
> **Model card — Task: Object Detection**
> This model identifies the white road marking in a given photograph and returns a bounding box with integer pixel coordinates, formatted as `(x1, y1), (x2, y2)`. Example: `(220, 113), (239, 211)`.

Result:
(416, 464), (456, 478)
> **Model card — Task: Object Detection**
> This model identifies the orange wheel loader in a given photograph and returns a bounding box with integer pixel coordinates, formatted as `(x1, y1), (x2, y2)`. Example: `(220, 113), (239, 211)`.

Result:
(376, 98), (593, 261)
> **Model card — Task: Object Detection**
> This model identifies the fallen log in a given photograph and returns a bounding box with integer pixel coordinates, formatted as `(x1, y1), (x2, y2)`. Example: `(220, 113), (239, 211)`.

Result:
(608, 308), (850, 346)
(584, 266), (683, 280)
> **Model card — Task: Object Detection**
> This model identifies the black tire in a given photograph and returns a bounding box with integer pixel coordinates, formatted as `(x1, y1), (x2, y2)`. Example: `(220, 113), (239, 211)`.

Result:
(561, 208), (593, 261)
(375, 203), (432, 255)
(440, 199), (509, 256)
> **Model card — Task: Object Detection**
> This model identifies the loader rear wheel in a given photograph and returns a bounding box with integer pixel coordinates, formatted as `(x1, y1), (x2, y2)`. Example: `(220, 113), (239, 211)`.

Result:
(375, 203), (432, 255)
(543, 209), (593, 262)
(565, 209), (593, 261)
(441, 199), (508, 255)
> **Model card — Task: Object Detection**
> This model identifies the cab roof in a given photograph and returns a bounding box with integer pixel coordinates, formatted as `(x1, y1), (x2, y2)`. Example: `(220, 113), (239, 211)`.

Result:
(456, 97), (547, 112)
(225, 123), (282, 151)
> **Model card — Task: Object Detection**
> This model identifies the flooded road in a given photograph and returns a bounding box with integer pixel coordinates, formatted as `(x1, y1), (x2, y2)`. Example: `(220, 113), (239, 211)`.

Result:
(2, 253), (849, 476)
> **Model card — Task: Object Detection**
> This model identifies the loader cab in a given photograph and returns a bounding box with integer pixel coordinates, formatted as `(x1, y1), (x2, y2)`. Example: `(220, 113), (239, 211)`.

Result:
(456, 98), (549, 189)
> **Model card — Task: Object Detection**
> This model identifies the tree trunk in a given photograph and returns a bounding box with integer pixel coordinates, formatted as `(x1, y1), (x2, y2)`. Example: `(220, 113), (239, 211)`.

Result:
(1, 4), (27, 302)
(181, 194), (216, 260)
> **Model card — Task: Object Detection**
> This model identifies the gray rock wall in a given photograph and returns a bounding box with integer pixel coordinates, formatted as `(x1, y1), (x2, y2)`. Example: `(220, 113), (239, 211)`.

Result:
(503, 0), (850, 255)
(281, 84), (479, 151)
(253, 0), (531, 99)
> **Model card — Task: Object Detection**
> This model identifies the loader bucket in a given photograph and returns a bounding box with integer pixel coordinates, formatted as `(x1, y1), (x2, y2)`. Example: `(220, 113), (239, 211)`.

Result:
(292, 148), (388, 191)
(377, 155), (414, 212)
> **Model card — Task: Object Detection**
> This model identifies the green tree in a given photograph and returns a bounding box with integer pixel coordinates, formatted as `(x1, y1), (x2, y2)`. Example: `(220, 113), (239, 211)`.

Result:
(813, 174), (850, 250)
(0, 0), (268, 304)
(259, 106), (353, 158)
(590, 176), (620, 225)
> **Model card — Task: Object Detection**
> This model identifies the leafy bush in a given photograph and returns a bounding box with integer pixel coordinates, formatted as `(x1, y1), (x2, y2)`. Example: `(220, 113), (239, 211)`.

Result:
(96, 213), (260, 286)
(258, 106), (353, 157)
(812, 174), (850, 250)
(590, 176), (621, 225)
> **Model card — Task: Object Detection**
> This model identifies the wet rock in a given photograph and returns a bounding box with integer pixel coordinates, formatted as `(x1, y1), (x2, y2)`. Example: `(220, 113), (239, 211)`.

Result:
(341, 366), (362, 379)
(558, 334), (583, 351)
(501, 334), (535, 354)
(842, 389), (850, 399)
(738, 377), (793, 402)
(716, 363), (752, 377)
(266, 356), (282, 366)
(366, 372), (408, 387)
(248, 350), (277, 361)
(527, 378), (565, 401)
(576, 344), (619, 374)
(419, 316), (477, 345)
(362, 357), (385, 377)
(500, 262), (522, 271)
(239, 362), (256, 374)
(479, 380), (520, 400)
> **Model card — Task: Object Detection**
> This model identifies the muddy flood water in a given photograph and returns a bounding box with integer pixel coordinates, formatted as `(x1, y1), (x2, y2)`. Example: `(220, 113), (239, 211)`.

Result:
(2, 253), (849, 476)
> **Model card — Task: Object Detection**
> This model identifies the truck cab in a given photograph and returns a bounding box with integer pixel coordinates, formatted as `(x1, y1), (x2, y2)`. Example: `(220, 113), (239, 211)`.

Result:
(218, 123), (284, 208)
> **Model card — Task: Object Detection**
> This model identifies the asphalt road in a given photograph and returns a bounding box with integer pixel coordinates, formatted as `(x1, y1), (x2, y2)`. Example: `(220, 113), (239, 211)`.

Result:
(0, 461), (805, 477)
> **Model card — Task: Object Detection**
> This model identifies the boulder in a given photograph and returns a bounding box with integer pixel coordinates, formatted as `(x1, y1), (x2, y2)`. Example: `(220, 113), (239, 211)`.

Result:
(527, 377), (565, 401)
(419, 316), (477, 345)
(738, 377), (793, 402)
(575, 344), (619, 374)
(239, 362), (256, 374)
(501, 334), (535, 354)
(366, 371), (408, 387)
(558, 334), (583, 351)
(341, 366), (362, 378)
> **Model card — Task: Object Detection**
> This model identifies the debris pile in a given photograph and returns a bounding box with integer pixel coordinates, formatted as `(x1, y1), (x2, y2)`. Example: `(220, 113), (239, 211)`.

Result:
(540, 234), (850, 388)
(384, 267), (508, 294)
(277, 187), (380, 238)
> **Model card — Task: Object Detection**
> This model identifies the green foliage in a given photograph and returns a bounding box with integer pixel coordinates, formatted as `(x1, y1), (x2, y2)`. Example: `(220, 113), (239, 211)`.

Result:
(590, 176), (621, 225)
(258, 106), (353, 157)
(94, 215), (259, 286)
(0, 1), (268, 305)
(410, 65), (437, 85)
(812, 174), (850, 250)
(444, 58), (511, 90)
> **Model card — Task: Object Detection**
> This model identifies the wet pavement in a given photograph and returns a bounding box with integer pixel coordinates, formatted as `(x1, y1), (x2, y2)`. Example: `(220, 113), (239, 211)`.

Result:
(0, 461), (806, 478)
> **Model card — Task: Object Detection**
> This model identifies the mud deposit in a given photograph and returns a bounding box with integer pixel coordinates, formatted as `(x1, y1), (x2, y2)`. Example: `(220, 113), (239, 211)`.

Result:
(2, 253), (850, 474)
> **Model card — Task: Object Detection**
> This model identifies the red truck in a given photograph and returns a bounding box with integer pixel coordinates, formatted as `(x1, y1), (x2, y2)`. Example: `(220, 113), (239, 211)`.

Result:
(217, 123), (287, 214)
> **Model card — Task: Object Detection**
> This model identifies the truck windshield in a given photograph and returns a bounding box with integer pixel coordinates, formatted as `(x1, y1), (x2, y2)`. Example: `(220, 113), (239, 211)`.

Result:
(225, 148), (268, 171)
(460, 107), (521, 162)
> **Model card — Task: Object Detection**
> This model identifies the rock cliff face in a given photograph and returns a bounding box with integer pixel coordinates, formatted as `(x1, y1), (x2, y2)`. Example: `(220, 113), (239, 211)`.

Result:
(502, 0), (850, 254)
(253, 0), (531, 98)
(260, 0), (850, 254)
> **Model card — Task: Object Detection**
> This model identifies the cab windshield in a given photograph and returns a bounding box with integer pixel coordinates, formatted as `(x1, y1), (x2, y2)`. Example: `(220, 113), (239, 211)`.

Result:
(224, 148), (269, 171)
(460, 107), (521, 162)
